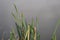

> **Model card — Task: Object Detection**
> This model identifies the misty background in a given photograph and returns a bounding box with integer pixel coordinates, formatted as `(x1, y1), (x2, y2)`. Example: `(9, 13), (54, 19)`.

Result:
(0, 0), (60, 40)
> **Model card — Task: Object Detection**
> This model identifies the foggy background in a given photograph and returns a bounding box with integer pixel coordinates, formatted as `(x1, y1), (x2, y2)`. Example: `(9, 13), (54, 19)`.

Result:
(0, 0), (60, 40)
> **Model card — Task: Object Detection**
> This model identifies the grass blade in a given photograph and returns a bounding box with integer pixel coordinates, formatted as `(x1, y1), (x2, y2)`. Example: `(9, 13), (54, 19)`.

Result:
(21, 13), (26, 31)
(15, 23), (21, 40)
(10, 28), (16, 40)
(31, 17), (34, 27)
(13, 4), (18, 13)
(51, 19), (60, 40)
(36, 16), (39, 27)
(28, 25), (30, 40)
(34, 27), (36, 40)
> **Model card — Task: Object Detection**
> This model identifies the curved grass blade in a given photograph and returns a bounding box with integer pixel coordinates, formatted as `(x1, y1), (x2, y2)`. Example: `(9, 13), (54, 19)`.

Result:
(15, 23), (21, 40)
(51, 19), (60, 40)
(10, 28), (16, 40)
(13, 4), (18, 13)
(12, 12), (22, 27)
(21, 13), (26, 31)
(25, 30), (28, 40)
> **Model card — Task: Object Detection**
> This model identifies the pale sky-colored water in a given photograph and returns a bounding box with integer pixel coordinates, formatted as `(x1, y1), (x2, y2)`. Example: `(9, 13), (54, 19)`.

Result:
(0, 0), (60, 40)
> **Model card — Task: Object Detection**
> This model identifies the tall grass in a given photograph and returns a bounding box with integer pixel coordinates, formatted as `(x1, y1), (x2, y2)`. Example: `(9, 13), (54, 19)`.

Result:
(1, 4), (60, 40)
(9, 4), (40, 40)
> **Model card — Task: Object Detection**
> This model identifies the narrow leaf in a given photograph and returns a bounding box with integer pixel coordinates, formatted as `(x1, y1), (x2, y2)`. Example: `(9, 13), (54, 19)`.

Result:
(13, 4), (18, 13)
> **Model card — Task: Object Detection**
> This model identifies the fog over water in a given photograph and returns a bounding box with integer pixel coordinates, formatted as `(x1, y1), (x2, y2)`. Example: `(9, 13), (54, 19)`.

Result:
(0, 0), (60, 40)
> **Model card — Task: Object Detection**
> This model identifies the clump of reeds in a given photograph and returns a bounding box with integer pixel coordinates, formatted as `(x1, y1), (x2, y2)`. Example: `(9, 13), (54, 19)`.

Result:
(9, 4), (40, 40)
(2, 4), (60, 40)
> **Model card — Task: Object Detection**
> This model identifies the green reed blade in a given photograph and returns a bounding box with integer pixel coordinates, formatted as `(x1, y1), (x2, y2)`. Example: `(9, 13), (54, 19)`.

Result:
(51, 19), (60, 40)
(31, 17), (34, 28)
(21, 13), (26, 31)
(13, 4), (18, 13)
(36, 16), (39, 27)
(10, 29), (16, 40)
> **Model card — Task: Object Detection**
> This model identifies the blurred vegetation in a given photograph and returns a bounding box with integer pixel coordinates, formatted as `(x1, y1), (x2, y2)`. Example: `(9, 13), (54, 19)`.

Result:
(9, 4), (40, 40)
(2, 4), (60, 40)
(51, 19), (60, 40)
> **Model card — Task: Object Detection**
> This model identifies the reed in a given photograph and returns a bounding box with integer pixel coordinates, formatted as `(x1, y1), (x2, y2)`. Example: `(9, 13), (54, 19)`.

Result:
(51, 19), (60, 40)
(9, 4), (40, 40)
(2, 4), (60, 40)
